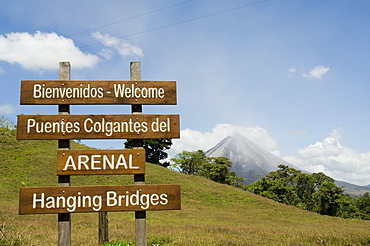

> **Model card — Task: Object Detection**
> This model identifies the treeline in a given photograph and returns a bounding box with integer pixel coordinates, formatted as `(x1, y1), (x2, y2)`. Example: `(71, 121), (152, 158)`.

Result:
(171, 150), (246, 189)
(171, 150), (370, 220)
(247, 165), (370, 219)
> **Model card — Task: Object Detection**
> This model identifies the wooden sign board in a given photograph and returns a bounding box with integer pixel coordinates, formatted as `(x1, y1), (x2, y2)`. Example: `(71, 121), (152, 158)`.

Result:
(20, 80), (177, 105)
(19, 184), (181, 214)
(57, 149), (146, 175)
(17, 114), (180, 140)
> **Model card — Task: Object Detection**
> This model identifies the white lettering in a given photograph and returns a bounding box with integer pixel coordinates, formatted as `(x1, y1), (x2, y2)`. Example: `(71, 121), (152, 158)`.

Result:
(160, 194), (168, 205)
(128, 154), (139, 169)
(27, 119), (36, 133)
(151, 194), (159, 205)
(113, 84), (125, 97)
(30, 190), (171, 212)
(78, 155), (90, 170)
(33, 84), (42, 98)
(91, 155), (101, 170)
(106, 191), (117, 206)
(32, 83), (104, 99)
(115, 154), (128, 169)
(63, 155), (77, 171)
(103, 155), (114, 170)
(63, 154), (140, 172)
(151, 118), (169, 132)
(66, 196), (77, 212)
(92, 195), (102, 211)
(45, 196), (55, 208)
(33, 193), (45, 208)
(32, 192), (102, 212)
(25, 119), (80, 134)
(113, 83), (166, 99)
(140, 194), (150, 209)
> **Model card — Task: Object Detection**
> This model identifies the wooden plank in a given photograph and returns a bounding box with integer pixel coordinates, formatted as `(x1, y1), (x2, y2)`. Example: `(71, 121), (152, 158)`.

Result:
(57, 149), (146, 175)
(20, 80), (177, 105)
(17, 114), (180, 140)
(19, 185), (181, 214)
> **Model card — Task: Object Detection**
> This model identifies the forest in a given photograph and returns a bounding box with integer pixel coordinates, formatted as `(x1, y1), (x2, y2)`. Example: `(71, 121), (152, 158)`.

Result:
(172, 150), (370, 220)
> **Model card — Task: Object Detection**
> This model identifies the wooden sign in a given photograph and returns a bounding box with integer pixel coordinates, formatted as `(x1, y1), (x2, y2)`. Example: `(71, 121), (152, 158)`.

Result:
(20, 80), (177, 105)
(19, 185), (181, 214)
(57, 149), (146, 175)
(17, 114), (180, 140)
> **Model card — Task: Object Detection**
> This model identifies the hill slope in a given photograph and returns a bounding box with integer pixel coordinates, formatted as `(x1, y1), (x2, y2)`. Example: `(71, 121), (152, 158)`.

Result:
(206, 133), (370, 195)
(1, 128), (369, 245)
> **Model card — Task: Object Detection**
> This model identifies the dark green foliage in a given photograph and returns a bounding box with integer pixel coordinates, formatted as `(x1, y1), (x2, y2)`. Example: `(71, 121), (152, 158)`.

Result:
(247, 165), (370, 219)
(171, 150), (246, 189)
(198, 156), (246, 189)
(354, 192), (370, 219)
(171, 150), (206, 175)
(124, 138), (172, 167)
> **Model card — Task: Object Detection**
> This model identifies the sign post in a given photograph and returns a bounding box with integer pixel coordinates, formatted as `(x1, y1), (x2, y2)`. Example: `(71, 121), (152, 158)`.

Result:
(130, 62), (146, 246)
(58, 62), (71, 246)
(17, 61), (181, 246)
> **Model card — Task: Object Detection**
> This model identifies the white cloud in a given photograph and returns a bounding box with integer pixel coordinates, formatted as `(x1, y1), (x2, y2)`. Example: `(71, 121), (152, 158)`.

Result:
(98, 48), (114, 60)
(169, 123), (280, 157)
(170, 125), (369, 186)
(0, 103), (17, 114)
(287, 67), (296, 78)
(302, 65), (330, 79)
(283, 128), (370, 186)
(288, 67), (296, 73)
(92, 32), (144, 58)
(0, 31), (100, 72)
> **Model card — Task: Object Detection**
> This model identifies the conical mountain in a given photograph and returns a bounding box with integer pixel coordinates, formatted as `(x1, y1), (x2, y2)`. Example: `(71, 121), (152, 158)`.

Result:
(206, 133), (299, 184)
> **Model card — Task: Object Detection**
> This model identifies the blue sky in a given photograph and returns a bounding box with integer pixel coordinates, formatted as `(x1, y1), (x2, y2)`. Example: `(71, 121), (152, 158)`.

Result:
(1, 0), (370, 186)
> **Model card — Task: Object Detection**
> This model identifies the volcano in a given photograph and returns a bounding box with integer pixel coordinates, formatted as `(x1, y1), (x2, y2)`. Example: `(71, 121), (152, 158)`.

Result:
(205, 133), (301, 184)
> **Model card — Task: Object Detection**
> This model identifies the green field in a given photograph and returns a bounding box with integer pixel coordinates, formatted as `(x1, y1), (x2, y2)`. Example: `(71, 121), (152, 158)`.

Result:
(1, 128), (369, 245)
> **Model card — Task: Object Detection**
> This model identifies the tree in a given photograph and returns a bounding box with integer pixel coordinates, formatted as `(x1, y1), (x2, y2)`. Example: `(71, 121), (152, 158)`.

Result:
(312, 181), (346, 216)
(124, 138), (172, 167)
(198, 157), (245, 189)
(311, 172), (334, 189)
(261, 165), (303, 205)
(171, 150), (207, 175)
(247, 165), (349, 217)
(294, 172), (316, 210)
(0, 115), (15, 129)
(248, 174), (299, 205)
(171, 150), (245, 189)
(355, 192), (370, 219)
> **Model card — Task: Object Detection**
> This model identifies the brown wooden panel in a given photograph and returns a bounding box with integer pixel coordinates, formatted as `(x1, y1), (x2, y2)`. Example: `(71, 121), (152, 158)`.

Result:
(20, 80), (176, 105)
(17, 114), (180, 140)
(19, 184), (181, 214)
(57, 149), (146, 175)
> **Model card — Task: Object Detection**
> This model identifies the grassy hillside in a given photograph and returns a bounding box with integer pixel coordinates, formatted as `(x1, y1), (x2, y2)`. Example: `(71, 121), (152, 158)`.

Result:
(1, 128), (369, 246)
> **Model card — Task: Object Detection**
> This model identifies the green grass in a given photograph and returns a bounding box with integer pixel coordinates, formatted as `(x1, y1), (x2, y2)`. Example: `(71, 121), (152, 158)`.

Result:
(1, 128), (370, 245)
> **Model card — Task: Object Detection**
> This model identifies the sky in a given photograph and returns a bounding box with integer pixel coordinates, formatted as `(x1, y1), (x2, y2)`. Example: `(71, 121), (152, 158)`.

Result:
(1, 0), (370, 186)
